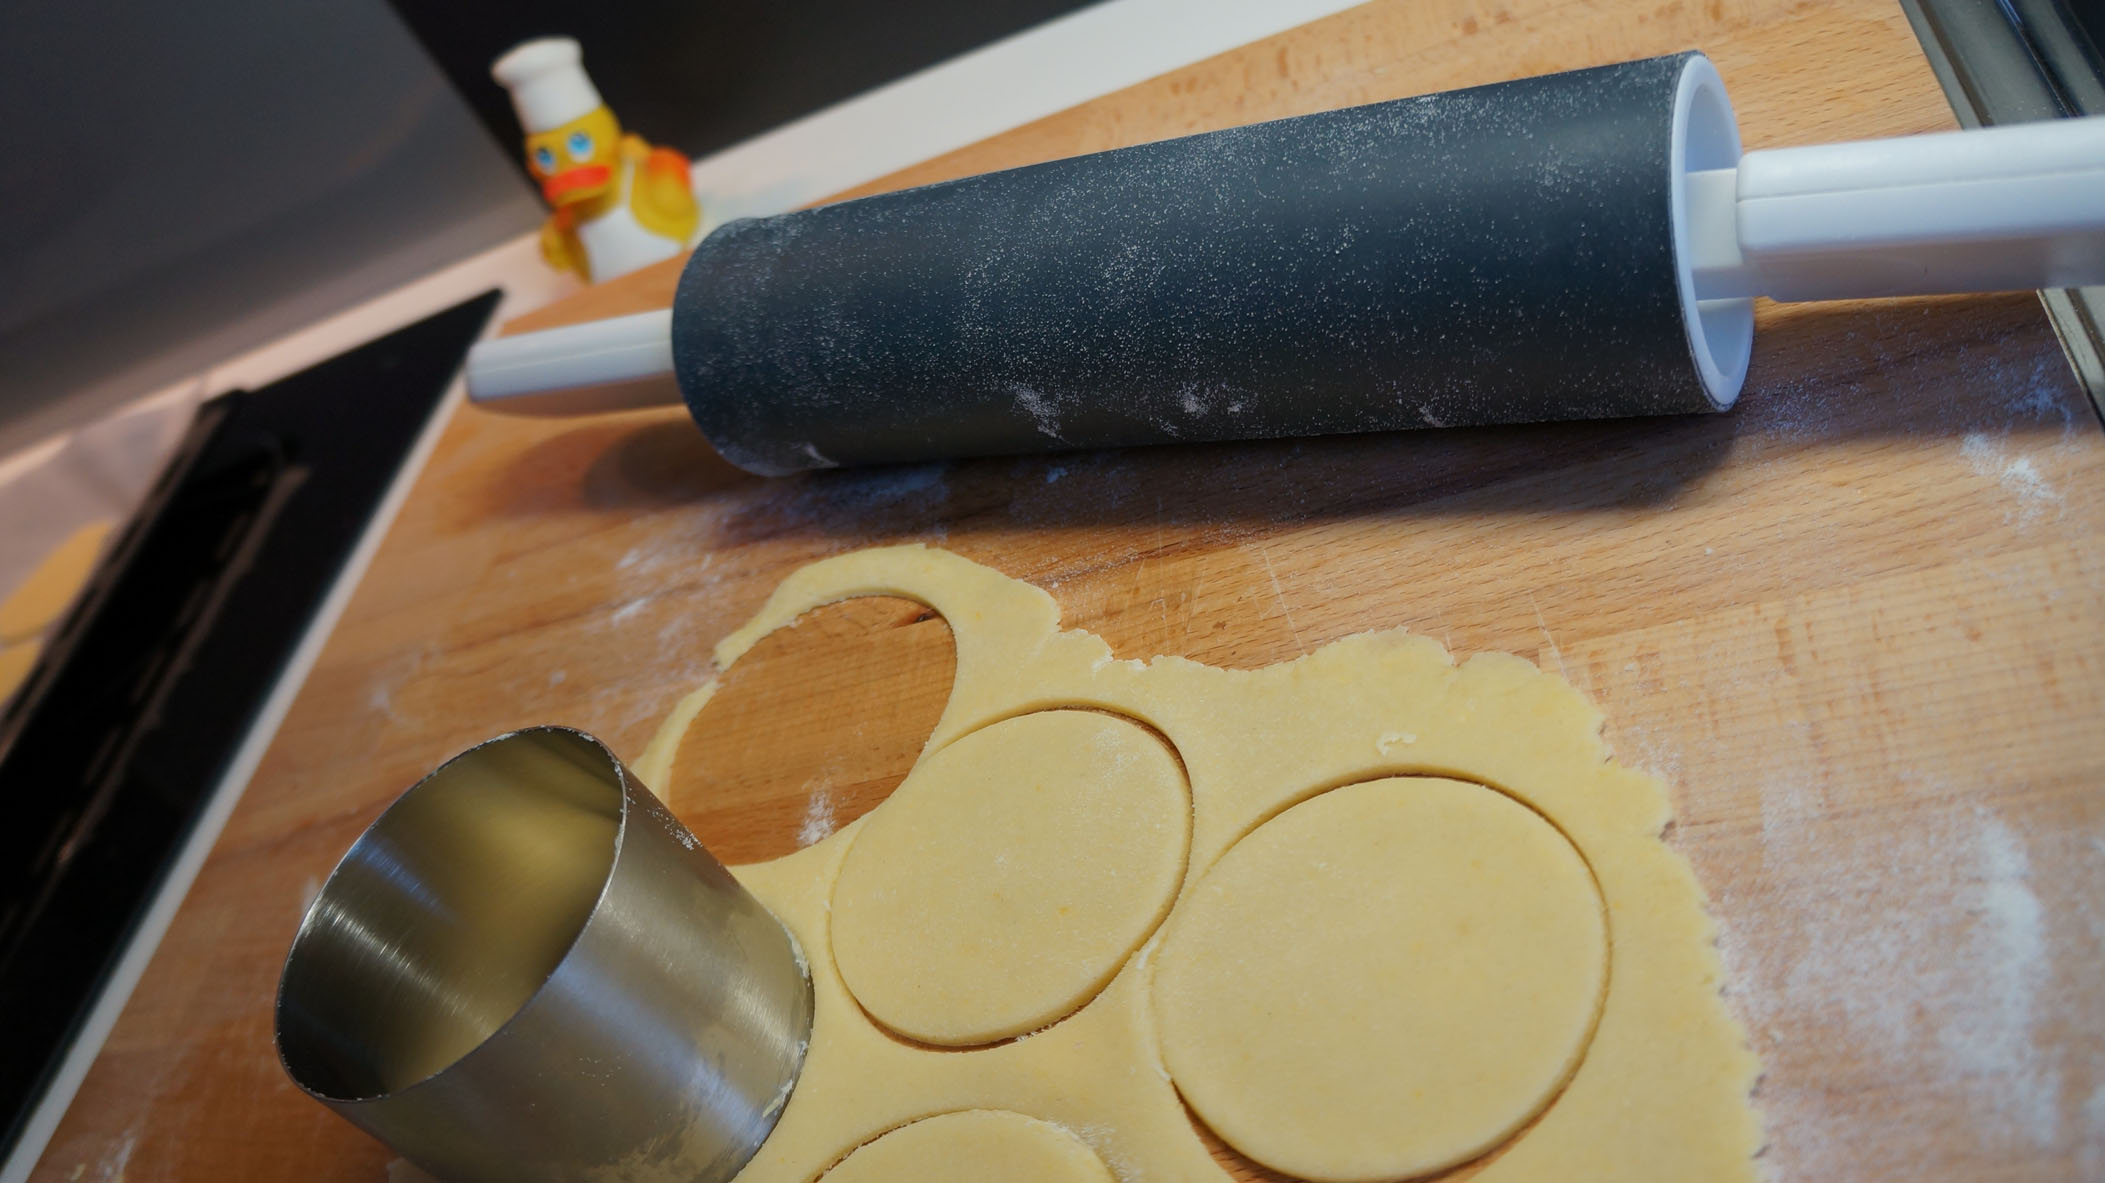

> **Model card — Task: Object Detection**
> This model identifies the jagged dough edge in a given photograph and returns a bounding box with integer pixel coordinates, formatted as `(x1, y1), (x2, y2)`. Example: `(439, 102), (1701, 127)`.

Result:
(634, 544), (1760, 1183)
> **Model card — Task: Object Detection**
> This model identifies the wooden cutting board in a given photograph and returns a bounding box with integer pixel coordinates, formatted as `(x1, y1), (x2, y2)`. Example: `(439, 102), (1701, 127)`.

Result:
(32, 0), (2105, 1179)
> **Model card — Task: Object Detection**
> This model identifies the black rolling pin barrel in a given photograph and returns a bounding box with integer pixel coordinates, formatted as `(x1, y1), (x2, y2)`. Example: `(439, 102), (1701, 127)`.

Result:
(672, 52), (1723, 475)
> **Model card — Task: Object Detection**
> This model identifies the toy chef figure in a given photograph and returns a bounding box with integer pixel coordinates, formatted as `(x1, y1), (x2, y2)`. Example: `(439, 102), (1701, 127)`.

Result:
(492, 37), (701, 282)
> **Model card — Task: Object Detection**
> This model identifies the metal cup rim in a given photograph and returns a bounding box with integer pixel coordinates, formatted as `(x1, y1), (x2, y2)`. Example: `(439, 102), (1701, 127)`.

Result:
(273, 724), (632, 1106)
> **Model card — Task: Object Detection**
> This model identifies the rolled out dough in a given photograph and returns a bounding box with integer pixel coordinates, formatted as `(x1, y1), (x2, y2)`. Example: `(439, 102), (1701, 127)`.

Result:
(830, 710), (1189, 1045)
(818, 1109), (1114, 1182)
(1153, 777), (1607, 1182)
(641, 545), (1758, 1182)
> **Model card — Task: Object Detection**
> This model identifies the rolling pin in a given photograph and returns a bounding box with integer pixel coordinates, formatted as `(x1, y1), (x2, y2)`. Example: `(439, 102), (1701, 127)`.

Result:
(465, 51), (2105, 475)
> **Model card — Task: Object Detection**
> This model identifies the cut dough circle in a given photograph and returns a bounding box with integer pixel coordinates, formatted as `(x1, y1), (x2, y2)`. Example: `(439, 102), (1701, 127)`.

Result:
(651, 547), (1759, 1183)
(1152, 776), (1608, 1183)
(830, 709), (1189, 1046)
(819, 1110), (1114, 1183)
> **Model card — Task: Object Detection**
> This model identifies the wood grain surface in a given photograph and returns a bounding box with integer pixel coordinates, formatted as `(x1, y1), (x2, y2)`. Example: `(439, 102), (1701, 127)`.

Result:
(32, 0), (2105, 1179)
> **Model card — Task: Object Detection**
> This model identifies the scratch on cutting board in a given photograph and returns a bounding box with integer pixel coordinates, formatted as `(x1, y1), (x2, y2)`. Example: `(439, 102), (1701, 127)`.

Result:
(1528, 594), (1570, 682)
(1251, 544), (1306, 651)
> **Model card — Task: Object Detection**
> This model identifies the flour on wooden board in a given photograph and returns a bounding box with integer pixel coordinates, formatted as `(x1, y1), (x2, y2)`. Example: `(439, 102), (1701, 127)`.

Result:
(1747, 319), (2083, 492)
(798, 783), (839, 847)
(1960, 432), (2063, 526)
(67, 1125), (136, 1183)
(597, 544), (726, 725)
(1950, 348), (2084, 527)
(363, 644), (438, 728)
(1711, 770), (2104, 1177)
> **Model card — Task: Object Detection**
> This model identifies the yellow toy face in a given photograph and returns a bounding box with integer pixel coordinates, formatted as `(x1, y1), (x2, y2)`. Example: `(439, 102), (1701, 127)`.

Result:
(525, 107), (621, 206)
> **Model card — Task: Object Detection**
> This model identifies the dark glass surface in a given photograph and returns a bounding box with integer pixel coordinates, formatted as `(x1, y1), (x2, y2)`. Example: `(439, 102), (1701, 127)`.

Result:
(0, 292), (498, 1159)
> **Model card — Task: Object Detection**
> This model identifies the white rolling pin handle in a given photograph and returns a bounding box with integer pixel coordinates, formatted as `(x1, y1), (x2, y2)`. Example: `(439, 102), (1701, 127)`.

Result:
(1691, 115), (2105, 302)
(464, 309), (680, 416)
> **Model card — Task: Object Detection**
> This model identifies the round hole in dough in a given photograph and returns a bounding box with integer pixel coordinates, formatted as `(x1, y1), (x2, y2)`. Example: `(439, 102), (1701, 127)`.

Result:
(819, 1110), (1114, 1183)
(1152, 776), (1608, 1183)
(829, 709), (1189, 1046)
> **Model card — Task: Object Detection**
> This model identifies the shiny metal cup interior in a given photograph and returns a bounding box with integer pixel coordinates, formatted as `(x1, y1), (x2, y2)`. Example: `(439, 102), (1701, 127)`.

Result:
(275, 727), (811, 1183)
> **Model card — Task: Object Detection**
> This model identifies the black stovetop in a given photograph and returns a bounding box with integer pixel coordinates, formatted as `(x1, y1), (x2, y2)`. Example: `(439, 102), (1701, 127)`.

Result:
(0, 291), (496, 1158)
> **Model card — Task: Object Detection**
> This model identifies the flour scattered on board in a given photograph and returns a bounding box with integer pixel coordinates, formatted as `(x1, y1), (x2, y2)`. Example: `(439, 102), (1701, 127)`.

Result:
(1950, 348), (2084, 527)
(1961, 432), (2062, 526)
(363, 645), (436, 727)
(76, 1126), (135, 1183)
(593, 542), (726, 721)
(1714, 780), (2077, 1176)
(798, 784), (839, 847)
(1609, 720), (1684, 788)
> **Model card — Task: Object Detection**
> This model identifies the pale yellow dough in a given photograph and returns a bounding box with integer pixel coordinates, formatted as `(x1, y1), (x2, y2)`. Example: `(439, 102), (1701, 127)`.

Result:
(641, 545), (1758, 1183)
(831, 710), (1189, 1045)
(1153, 777), (1606, 1182)
(818, 1110), (1115, 1182)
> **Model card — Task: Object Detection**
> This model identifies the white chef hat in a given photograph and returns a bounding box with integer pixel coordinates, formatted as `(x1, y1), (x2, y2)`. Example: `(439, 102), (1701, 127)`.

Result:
(492, 37), (605, 134)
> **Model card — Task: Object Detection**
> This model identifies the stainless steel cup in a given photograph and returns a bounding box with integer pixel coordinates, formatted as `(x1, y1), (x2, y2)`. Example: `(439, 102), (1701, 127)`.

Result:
(275, 726), (811, 1182)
